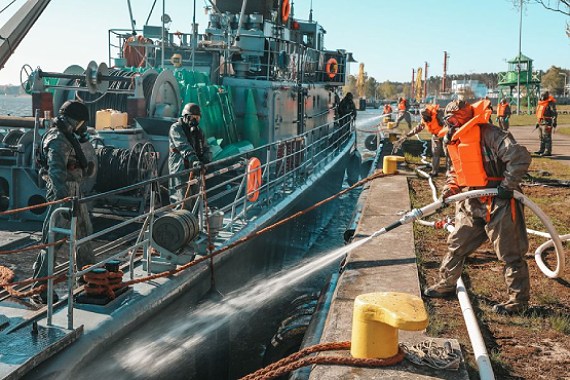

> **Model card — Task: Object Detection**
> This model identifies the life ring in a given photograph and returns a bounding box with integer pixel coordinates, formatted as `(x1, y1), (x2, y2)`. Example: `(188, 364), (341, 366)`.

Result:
(247, 157), (262, 202)
(326, 58), (338, 79)
(281, 0), (291, 23)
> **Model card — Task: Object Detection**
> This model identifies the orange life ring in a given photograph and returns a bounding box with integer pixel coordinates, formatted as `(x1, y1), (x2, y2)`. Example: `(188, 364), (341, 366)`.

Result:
(281, 0), (291, 23)
(326, 58), (338, 79)
(247, 157), (262, 202)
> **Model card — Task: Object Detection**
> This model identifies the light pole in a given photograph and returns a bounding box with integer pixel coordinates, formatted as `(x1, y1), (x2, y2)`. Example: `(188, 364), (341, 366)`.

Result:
(560, 73), (568, 97)
(517, 0), (523, 114)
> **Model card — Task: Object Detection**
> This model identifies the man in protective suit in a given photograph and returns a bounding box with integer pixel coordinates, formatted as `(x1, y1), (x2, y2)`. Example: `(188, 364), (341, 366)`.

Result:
(168, 103), (212, 205)
(424, 98), (532, 314)
(338, 92), (357, 122)
(32, 100), (95, 303)
(535, 91), (557, 156)
(396, 104), (447, 177)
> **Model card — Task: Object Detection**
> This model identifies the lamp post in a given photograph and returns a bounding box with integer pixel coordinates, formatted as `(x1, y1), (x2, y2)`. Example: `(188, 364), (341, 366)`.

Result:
(560, 73), (568, 97)
(516, 0), (522, 114)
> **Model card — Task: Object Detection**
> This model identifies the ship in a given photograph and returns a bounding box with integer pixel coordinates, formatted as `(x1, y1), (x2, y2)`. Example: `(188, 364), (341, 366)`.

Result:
(0, 0), (358, 378)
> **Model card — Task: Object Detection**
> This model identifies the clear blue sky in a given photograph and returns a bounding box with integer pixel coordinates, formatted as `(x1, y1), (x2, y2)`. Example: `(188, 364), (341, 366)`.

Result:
(0, 0), (568, 85)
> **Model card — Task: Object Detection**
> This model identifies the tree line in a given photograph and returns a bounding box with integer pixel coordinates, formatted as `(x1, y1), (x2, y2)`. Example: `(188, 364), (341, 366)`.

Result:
(344, 66), (569, 102)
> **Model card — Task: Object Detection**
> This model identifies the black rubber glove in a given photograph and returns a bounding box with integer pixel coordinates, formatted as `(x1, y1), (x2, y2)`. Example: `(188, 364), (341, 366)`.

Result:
(496, 186), (513, 200)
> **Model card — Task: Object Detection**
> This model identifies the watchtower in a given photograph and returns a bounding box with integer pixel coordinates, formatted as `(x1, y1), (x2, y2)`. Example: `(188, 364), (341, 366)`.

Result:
(497, 53), (541, 114)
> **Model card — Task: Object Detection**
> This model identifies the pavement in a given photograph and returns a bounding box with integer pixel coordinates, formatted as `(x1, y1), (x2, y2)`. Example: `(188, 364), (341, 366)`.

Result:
(509, 124), (570, 164)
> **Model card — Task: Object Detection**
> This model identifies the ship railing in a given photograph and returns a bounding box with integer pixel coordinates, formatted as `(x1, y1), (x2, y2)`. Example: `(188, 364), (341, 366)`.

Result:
(42, 115), (353, 329)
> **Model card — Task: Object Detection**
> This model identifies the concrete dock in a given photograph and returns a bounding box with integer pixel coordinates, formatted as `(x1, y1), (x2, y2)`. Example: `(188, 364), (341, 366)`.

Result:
(306, 123), (570, 379)
(305, 151), (469, 378)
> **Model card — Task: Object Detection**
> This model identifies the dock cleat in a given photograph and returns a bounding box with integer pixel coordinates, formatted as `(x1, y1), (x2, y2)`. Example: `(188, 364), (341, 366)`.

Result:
(423, 283), (456, 298)
(29, 293), (59, 306)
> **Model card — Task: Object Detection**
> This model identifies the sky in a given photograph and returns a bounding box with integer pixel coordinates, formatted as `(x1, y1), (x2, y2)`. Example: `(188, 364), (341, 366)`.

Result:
(0, 0), (568, 85)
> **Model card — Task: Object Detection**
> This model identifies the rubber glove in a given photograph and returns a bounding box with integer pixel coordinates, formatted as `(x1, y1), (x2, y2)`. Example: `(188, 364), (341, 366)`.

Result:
(441, 184), (461, 199)
(496, 185), (513, 200)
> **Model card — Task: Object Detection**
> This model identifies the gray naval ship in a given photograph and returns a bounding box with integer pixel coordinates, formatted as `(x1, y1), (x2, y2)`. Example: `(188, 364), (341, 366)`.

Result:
(0, 0), (359, 378)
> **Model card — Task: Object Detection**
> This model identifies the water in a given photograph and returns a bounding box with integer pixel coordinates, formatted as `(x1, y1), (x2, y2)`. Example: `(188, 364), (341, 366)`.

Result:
(0, 94), (32, 116)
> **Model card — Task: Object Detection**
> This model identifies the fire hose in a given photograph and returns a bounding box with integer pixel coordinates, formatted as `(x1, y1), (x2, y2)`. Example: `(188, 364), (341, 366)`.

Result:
(369, 188), (565, 278)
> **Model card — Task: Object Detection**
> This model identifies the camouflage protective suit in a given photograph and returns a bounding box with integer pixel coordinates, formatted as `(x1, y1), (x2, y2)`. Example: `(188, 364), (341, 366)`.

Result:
(394, 98), (412, 129)
(338, 93), (357, 122)
(434, 124), (532, 311)
(168, 118), (212, 204)
(536, 98), (557, 156)
(33, 118), (95, 295)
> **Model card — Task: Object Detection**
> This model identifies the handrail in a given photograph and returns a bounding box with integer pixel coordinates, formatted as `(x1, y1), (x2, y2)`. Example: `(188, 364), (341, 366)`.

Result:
(44, 114), (354, 329)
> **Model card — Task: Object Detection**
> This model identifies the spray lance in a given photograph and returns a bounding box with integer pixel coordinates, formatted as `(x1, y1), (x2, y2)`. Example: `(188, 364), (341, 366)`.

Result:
(368, 188), (566, 279)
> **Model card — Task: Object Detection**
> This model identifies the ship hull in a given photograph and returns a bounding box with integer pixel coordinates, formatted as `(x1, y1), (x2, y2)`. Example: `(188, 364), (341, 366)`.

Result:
(23, 134), (353, 380)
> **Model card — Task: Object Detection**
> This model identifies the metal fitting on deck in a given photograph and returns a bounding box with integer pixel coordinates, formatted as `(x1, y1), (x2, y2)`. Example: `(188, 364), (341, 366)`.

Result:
(351, 292), (428, 359)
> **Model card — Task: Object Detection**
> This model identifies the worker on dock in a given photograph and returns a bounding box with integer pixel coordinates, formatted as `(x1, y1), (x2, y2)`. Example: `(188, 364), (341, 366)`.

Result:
(338, 92), (357, 122)
(394, 97), (412, 130)
(497, 98), (512, 130)
(32, 100), (96, 303)
(424, 98), (532, 315)
(535, 91), (558, 156)
(168, 103), (212, 207)
(397, 104), (447, 177)
(383, 103), (393, 123)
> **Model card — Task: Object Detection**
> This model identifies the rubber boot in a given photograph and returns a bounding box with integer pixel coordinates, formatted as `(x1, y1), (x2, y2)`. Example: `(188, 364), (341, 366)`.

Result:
(534, 140), (545, 155)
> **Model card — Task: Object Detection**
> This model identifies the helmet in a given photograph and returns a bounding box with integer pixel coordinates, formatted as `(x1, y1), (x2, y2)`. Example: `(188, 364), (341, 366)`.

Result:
(182, 103), (201, 117)
(444, 99), (473, 128)
(540, 91), (549, 101)
(59, 100), (89, 121)
(420, 108), (432, 123)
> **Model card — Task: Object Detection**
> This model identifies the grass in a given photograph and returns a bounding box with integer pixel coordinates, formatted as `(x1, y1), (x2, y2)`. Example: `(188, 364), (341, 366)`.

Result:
(501, 105), (570, 127)
(549, 314), (570, 335)
(528, 156), (570, 180)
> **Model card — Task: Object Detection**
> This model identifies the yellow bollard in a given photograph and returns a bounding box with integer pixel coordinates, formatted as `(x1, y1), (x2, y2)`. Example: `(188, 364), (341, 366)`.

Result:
(382, 155), (405, 175)
(351, 292), (428, 359)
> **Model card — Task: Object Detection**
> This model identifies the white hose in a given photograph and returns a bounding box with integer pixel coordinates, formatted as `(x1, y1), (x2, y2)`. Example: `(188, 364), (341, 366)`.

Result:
(456, 276), (496, 380)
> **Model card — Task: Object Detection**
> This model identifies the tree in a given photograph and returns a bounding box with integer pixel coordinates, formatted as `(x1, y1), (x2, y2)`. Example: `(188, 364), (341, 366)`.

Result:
(379, 81), (397, 100)
(541, 66), (566, 94)
(510, 0), (570, 16)
(342, 75), (357, 96)
(365, 77), (378, 99)
(510, 1), (570, 38)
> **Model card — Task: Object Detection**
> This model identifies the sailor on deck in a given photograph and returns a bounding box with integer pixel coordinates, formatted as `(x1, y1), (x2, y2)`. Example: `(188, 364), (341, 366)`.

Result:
(168, 103), (212, 207)
(32, 100), (96, 303)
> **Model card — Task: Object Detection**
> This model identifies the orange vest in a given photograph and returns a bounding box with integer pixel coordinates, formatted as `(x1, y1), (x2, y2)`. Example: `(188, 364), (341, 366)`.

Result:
(497, 102), (509, 117)
(446, 99), (492, 187)
(423, 104), (443, 135)
(536, 96), (555, 120)
(398, 99), (407, 111)
(384, 105), (392, 114)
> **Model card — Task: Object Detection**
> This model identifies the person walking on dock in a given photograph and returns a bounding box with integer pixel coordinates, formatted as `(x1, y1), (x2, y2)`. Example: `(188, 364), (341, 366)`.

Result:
(497, 98), (512, 130)
(338, 92), (357, 122)
(424, 98), (532, 315)
(535, 91), (557, 156)
(32, 100), (96, 303)
(394, 97), (412, 130)
(168, 103), (212, 206)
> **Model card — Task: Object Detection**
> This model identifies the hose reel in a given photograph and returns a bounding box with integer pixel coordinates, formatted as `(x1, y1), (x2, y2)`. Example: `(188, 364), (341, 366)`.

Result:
(93, 142), (157, 194)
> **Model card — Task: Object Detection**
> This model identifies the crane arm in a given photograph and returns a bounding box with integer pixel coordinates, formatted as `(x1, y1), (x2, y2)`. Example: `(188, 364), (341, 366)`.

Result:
(0, 0), (52, 70)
